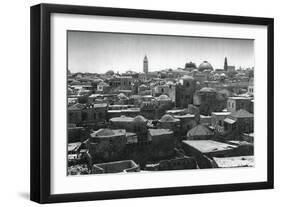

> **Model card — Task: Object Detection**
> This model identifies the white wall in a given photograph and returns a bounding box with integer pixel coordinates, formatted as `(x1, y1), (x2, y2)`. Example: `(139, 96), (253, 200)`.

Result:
(0, 0), (279, 206)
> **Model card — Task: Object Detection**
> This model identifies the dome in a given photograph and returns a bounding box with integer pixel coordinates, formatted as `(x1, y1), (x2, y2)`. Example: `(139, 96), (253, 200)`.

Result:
(105, 70), (114, 75)
(160, 114), (180, 122)
(158, 94), (170, 101)
(139, 84), (147, 88)
(199, 87), (217, 93)
(117, 93), (128, 99)
(198, 61), (214, 72)
(185, 61), (197, 69)
(186, 124), (213, 137)
(133, 115), (147, 122)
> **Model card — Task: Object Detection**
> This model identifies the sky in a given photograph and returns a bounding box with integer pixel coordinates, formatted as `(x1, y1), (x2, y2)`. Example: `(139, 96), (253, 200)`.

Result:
(67, 31), (254, 74)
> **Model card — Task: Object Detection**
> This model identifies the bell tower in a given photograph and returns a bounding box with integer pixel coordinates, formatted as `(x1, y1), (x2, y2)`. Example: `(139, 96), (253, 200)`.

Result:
(143, 55), (148, 74)
(224, 57), (228, 71)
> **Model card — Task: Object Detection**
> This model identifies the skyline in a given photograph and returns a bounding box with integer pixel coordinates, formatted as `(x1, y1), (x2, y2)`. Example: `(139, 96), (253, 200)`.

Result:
(68, 31), (254, 74)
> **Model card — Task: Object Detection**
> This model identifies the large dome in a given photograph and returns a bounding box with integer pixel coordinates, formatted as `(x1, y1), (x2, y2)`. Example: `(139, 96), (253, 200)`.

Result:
(198, 61), (213, 72)
(185, 61), (197, 69)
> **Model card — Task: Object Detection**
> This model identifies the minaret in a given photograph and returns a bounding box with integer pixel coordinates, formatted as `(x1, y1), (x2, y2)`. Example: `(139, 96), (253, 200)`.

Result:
(224, 57), (228, 71)
(143, 55), (148, 74)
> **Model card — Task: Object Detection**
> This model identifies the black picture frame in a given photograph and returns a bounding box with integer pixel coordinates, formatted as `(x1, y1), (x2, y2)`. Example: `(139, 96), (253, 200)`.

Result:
(30, 3), (274, 204)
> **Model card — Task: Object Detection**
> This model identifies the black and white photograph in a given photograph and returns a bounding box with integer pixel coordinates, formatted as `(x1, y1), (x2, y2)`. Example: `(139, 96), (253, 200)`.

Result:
(67, 31), (255, 176)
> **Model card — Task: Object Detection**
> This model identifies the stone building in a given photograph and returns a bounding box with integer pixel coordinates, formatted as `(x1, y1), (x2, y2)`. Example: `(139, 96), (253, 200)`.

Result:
(92, 160), (140, 174)
(68, 126), (88, 142)
(120, 76), (133, 90)
(152, 83), (176, 102)
(140, 100), (158, 119)
(156, 94), (174, 117)
(224, 109), (254, 137)
(68, 103), (86, 124)
(108, 76), (121, 88)
(109, 115), (148, 141)
(88, 128), (127, 162)
(147, 129), (175, 159)
(123, 129), (176, 166)
(227, 97), (253, 113)
(248, 78), (254, 96)
(182, 140), (238, 168)
(174, 114), (197, 136)
(96, 81), (110, 93)
(158, 114), (180, 134)
(211, 111), (231, 133)
(82, 103), (108, 129)
(107, 108), (141, 120)
(193, 87), (226, 115)
(175, 75), (197, 108)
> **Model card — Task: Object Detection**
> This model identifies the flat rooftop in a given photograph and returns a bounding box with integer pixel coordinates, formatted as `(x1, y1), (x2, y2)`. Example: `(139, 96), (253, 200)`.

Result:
(212, 112), (231, 116)
(182, 140), (237, 153)
(91, 129), (126, 138)
(213, 156), (254, 168)
(110, 116), (134, 122)
(174, 114), (195, 119)
(228, 96), (252, 100)
(148, 129), (173, 136)
(68, 142), (81, 152)
(108, 108), (141, 113)
(93, 160), (139, 173)
(93, 103), (108, 108)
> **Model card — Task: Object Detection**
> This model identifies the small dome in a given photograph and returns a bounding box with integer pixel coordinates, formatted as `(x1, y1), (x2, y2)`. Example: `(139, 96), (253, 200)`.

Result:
(160, 114), (180, 122)
(199, 87), (217, 93)
(139, 84), (147, 88)
(133, 115), (147, 122)
(98, 81), (109, 86)
(198, 61), (213, 72)
(117, 93), (128, 99)
(158, 94), (170, 101)
(186, 124), (213, 137)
